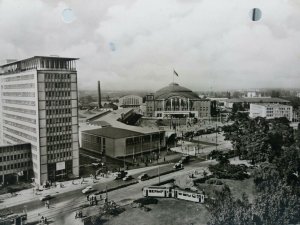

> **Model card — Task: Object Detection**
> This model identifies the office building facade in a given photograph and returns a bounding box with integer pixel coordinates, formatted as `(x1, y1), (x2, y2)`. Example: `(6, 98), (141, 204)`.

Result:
(0, 143), (32, 184)
(81, 127), (165, 158)
(0, 56), (79, 184)
(249, 104), (293, 121)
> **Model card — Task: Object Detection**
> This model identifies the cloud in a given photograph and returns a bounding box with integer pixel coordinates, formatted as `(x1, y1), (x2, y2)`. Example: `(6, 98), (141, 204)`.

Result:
(0, 0), (300, 92)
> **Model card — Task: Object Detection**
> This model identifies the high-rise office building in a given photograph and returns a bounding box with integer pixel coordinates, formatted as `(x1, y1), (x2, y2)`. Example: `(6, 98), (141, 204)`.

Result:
(0, 56), (79, 184)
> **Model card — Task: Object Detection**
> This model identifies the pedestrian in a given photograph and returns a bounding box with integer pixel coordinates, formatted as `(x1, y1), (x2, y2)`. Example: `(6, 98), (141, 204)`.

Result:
(87, 194), (90, 201)
(75, 212), (78, 219)
(164, 157), (166, 162)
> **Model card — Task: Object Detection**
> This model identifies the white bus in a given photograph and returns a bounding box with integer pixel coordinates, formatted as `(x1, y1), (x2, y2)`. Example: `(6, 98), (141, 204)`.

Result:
(142, 186), (173, 198)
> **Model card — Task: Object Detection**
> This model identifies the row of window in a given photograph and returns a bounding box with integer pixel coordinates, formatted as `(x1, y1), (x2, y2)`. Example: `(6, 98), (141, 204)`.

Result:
(3, 106), (36, 115)
(0, 161), (31, 171)
(4, 134), (24, 144)
(48, 151), (72, 160)
(2, 99), (36, 106)
(4, 120), (36, 133)
(47, 143), (72, 151)
(3, 83), (35, 89)
(46, 117), (72, 124)
(45, 82), (71, 89)
(4, 126), (37, 142)
(45, 73), (71, 80)
(3, 113), (36, 125)
(3, 74), (34, 82)
(45, 91), (71, 97)
(46, 126), (72, 134)
(47, 134), (72, 142)
(0, 153), (31, 162)
(46, 108), (71, 115)
(45, 100), (71, 106)
(2, 92), (35, 97)
(0, 145), (30, 153)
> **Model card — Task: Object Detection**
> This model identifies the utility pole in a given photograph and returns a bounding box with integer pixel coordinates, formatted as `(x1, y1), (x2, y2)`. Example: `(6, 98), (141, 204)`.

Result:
(215, 123), (218, 151)
(158, 165), (160, 185)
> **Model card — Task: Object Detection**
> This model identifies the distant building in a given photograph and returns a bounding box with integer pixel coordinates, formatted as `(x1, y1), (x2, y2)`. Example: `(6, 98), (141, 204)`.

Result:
(249, 104), (293, 121)
(81, 127), (165, 158)
(246, 91), (262, 98)
(145, 83), (210, 118)
(0, 56), (79, 184)
(119, 95), (143, 108)
(224, 97), (290, 109)
(0, 143), (32, 184)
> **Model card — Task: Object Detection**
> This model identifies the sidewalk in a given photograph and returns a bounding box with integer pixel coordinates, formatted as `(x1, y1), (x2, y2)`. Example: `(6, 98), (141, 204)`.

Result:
(0, 175), (114, 210)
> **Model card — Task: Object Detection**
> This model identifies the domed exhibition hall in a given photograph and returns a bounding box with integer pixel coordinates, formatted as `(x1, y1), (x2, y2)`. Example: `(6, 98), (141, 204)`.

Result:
(145, 83), (210, 119)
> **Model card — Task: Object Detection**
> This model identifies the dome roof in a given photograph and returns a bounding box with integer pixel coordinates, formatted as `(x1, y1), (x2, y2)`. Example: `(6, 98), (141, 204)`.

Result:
(154, 83), (199, 100)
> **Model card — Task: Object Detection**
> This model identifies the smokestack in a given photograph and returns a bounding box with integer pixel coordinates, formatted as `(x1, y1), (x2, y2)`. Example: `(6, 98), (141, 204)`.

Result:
(98, 81), (102, 108)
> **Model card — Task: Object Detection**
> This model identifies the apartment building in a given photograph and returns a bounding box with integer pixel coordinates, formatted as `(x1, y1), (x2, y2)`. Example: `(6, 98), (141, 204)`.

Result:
(0, 56), (79, 184)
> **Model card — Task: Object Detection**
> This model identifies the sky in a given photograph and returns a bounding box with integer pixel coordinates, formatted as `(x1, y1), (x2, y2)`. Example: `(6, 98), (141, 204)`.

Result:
(0, 0), (300, 92)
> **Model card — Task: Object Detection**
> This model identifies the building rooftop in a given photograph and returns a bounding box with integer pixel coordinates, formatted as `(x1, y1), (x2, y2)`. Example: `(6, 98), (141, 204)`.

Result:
(0, 56), (79, 67)
(225, 97), (290, 103)
(251, 103), (292, 107)
(0, 56), (79, 75)
(82, 127), (144, 139)
(154, 83), (200, 100)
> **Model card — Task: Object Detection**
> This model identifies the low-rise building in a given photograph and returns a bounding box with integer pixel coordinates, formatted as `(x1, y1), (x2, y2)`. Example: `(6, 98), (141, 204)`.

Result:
(0, 143), (32, 184)
(81, 127), (165, 158)
(119, 95), (143, 108)
(224, 97), (290, 109)
(249, 104), (293, 121)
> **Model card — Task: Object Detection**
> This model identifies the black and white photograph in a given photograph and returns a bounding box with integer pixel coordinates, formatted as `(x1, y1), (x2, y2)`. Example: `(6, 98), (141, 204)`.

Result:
(0, 0), (300, 225)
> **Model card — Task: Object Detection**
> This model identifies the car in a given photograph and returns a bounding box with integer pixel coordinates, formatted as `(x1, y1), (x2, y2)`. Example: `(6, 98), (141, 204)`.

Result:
(173, 163), (184, 170)
(181, 155), (190, 163)
(82, 186), (95, 194)
(137, 173), (149, 181)
(114, 171), (128, 180)
(123, 175), (133, 181)
(39, 194), (53, 201)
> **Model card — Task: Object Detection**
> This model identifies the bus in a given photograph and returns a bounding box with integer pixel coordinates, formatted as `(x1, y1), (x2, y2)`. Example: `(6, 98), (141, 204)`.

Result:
(142, 186), (173, 198)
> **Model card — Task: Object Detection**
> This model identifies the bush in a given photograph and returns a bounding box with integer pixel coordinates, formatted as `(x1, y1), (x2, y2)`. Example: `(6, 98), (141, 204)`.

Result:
(205, 178), (223, 185)
(209, 163), (249, 180)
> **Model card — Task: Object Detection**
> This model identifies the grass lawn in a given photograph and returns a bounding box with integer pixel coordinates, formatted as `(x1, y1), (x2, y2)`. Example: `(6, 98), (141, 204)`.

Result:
(104, 198), (209, 225)
(220, 178), (256, 203)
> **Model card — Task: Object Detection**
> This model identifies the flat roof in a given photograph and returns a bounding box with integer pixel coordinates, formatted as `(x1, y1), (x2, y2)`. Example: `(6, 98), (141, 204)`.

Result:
(225, 97), (290, 103)
(251, 103), (292, 107)
(0, 56), (79, 67)
(82, 127), (144, 139)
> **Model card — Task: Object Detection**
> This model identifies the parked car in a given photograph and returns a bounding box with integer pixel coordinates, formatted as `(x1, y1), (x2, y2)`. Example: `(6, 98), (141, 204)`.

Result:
(82, 186), (95, 194)
(114, 171), (128, 180)
(39, 194), (53, 201)
(123, 175), (133, 181)
(137, 173), (149, 181)
(181, 155), (190, 163)
(173, 163), (184, 170)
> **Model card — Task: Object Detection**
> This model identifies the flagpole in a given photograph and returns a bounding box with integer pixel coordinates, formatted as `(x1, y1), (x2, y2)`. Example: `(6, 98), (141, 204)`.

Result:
(173, 69), (174, 84)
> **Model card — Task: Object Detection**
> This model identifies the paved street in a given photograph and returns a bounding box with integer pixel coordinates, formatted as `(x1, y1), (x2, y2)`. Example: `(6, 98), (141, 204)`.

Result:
(29, 159), (216, 224)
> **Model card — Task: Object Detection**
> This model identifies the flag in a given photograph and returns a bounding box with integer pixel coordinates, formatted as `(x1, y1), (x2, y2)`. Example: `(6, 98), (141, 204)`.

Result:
(173, 70), (179, 77)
